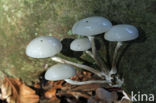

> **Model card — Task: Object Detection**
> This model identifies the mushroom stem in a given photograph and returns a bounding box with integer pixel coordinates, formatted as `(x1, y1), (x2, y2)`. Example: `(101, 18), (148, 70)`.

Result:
(51, 56), (105, 78)
(64, 79), (110, 85)
(88, 36), (96, 57)
(85, 50), (94, 59)
(88, 36), (108, 74)
(110, 41), (122, 75)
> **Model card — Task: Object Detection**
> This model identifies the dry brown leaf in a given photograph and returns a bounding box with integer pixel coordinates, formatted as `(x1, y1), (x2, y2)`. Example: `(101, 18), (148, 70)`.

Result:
(19, 84), (39, 103)
(34, 83), (40, 89)
(1, 79), (12, 99)
(45, 80), (63, 99)
(7, 96), (16, 103)
(45, 88), (56, 99)
(53, 83), (63, 89)
(0, 77), (20, 102)
(0, 77), (39, 103)
(71, 71), (92, 81)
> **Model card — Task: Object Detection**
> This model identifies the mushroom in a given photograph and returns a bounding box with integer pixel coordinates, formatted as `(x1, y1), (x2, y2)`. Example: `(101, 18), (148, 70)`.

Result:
(104, 24), (139, 75)
(26, 36), (62, 58)
(26, 36), (105, 78)
(70, 38), (91, 51)
(45, 63), (76, 81)
(45, 63), (110, 85)
(72, 16), (112, 73)
(72, 16), (112, 36)
(70, 38), (93, 58)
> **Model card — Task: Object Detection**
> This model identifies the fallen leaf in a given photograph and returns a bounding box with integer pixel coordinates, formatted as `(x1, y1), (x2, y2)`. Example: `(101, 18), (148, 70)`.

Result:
(19, 84), (39, 103)
(0, 77), (39, 103)
(1, 79), (12, 99)
(7, 96), (16, 103)
(72, 84), (104, 92)
(0, 77), (19, 102)
(45, 88), (56, 99)
(34, 83), (40, 89)
(44, 80), (64, 98)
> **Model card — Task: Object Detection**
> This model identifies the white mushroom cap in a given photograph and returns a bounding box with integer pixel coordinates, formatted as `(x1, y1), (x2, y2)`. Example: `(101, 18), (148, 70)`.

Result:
(104, 24), (139, 42)
(45, 64), (76, 81)
(26, 36), (62, 58)
(70, 38), (91, 51)
(72, 16), (112, 36)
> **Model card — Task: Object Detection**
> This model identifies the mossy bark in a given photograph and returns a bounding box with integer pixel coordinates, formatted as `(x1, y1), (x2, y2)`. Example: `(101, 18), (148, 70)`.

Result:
(0, 0), (156, 98)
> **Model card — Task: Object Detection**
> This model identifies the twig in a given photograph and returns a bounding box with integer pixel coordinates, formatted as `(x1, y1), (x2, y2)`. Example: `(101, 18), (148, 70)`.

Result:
(71, 84), (105, 91)
(57, 91), (90, 98)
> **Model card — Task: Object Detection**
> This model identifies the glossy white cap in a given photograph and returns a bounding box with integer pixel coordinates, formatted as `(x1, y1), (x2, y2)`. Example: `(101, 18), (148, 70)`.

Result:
(45, 64), (76, 81)
(70, 38), (91, 51)
(72, 16), (112, 36)
(104, 24), (139, 42)
(26, 36), (62, 58)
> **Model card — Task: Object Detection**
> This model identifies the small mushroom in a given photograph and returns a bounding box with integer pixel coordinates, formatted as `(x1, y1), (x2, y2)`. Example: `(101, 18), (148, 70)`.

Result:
(45, 63), (110, 85)
(70, 38), (91, 51)
(72, 16), (112, 73)
(26, 36), (62, 58)
(104, 24), (139, 75)
(45, 63), (76, 81)
(70, 38), (93, 57)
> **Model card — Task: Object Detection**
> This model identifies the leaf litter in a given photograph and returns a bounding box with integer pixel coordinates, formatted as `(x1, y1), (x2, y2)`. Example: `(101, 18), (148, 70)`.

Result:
(0, 71), (132, 103)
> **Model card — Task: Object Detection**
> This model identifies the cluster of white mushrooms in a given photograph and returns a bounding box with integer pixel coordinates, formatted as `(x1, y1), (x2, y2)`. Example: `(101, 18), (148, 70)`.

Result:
(26, 16), (139, 87)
